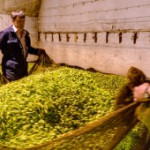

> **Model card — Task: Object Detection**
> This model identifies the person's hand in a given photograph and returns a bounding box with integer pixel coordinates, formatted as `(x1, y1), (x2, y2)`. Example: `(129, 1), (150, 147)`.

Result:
(133, 83), (150, 102)
(38, 48), (46, 56)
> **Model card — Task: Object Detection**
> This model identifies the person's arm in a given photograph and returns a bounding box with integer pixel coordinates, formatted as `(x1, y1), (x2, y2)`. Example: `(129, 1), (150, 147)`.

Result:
(26, 33), (45, 55)
(133, 83), (150, 102)
(0, 31), (7, 50)
(29, 46), (45, 56)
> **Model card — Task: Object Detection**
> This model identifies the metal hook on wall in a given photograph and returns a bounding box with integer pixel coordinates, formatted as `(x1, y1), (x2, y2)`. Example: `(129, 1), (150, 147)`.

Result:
(51, 33), (54, 42)
(58, 33), (61, 42)
(132, 32), (138, 44)
(74, 33), (78, 43)
(119, 32), (122, 43)
(66, 33), (70, 42)
(106, 32), (109, 43)
(83, 33), (87, 43)
(45, 33), (47, 41)
(93, 32), (97, 43)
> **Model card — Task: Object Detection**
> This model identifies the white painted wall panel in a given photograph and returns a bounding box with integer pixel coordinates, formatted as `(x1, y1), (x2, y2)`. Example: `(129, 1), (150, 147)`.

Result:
(38, 0), (150, 75)
(39, 0), (150, 32)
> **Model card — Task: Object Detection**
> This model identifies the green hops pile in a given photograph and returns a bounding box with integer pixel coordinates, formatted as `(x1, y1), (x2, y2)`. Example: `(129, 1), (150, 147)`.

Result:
(0, 66), (134, 148)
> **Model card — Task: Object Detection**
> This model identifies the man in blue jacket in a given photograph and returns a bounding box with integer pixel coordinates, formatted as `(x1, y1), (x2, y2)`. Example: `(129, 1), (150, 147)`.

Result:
(0, 11), (45, 81)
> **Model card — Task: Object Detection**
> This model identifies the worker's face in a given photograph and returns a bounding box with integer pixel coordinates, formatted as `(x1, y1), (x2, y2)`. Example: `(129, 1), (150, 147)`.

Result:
(13, 16), (25, 31)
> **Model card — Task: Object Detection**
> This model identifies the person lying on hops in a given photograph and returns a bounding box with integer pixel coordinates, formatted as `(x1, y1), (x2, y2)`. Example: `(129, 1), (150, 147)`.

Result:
(0, 10), (45, 81)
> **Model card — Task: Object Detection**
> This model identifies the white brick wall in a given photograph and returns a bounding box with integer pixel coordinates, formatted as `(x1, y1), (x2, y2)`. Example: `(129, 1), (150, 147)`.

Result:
(38, 0), (150, 32)
(38, 0), (150, 76)
(1, 0), (150, 75)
